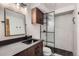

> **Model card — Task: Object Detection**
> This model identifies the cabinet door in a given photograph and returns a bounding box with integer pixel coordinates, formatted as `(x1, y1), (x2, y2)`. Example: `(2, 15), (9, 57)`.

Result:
(34, 42), (43, 56)
(32, 8), (44, 24)
(26, 47), (35, 56)
(36, 8), (44, 24)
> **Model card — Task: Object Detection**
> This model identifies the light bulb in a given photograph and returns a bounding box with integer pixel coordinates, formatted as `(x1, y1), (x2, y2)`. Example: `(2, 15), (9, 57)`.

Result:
(16, 3), (20, 9)
(17, 3), (20, 6)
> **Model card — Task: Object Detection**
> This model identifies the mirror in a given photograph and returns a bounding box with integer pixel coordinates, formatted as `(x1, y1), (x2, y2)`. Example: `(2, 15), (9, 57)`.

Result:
(5, 8), (26, 36)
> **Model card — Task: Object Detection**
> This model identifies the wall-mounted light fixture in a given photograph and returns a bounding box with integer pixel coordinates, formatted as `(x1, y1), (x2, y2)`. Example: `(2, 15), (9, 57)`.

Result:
(15, 3), (27, 9)
(14, 3), (27, 13)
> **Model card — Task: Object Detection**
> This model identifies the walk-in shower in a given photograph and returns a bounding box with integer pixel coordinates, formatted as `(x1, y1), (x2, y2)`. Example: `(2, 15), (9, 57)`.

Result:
(40, 11), (55, 54)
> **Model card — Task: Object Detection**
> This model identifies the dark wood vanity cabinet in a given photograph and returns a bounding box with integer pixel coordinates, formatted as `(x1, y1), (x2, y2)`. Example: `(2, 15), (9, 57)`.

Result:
(14, 41), (43, 56)
(32, 7), (44, 24)
(34, 41), (43, 56)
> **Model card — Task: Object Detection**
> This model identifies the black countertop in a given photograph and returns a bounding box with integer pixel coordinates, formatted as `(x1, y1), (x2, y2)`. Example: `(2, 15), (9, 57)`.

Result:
(0, 35), (32, 46)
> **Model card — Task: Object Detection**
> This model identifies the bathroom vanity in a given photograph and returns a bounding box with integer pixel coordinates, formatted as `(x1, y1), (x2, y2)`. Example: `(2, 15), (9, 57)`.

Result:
(0, 36), (43, 56)
(14, 39), (43, 56)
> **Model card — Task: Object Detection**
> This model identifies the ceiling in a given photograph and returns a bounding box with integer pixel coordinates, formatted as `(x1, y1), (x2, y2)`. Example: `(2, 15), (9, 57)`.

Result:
(26, 3), (76, 13)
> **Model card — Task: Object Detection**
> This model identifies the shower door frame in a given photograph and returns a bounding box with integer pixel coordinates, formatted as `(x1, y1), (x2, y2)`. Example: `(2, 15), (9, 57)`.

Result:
(40, 11), (55, 53)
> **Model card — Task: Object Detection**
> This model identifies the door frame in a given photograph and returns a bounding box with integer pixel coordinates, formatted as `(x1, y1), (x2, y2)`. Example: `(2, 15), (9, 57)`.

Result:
(55, 9), (75, 55)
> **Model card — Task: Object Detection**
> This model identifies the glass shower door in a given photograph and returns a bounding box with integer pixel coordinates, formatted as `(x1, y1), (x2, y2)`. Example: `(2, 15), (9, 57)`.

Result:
(40, 12), (55, 54)
(46, 12), (55, 48)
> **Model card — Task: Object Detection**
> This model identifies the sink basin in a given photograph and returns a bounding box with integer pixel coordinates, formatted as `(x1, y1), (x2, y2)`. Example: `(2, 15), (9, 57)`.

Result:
(22, 39), (38, 44)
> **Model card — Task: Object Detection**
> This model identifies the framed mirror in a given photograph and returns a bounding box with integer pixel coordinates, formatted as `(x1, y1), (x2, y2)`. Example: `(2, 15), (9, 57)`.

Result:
(5, 8), (26, 36)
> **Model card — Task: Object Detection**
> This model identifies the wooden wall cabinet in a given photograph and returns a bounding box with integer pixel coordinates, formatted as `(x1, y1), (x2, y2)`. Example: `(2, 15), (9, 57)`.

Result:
(14, 41), (43, 56)
(32, 8), (44, 24)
